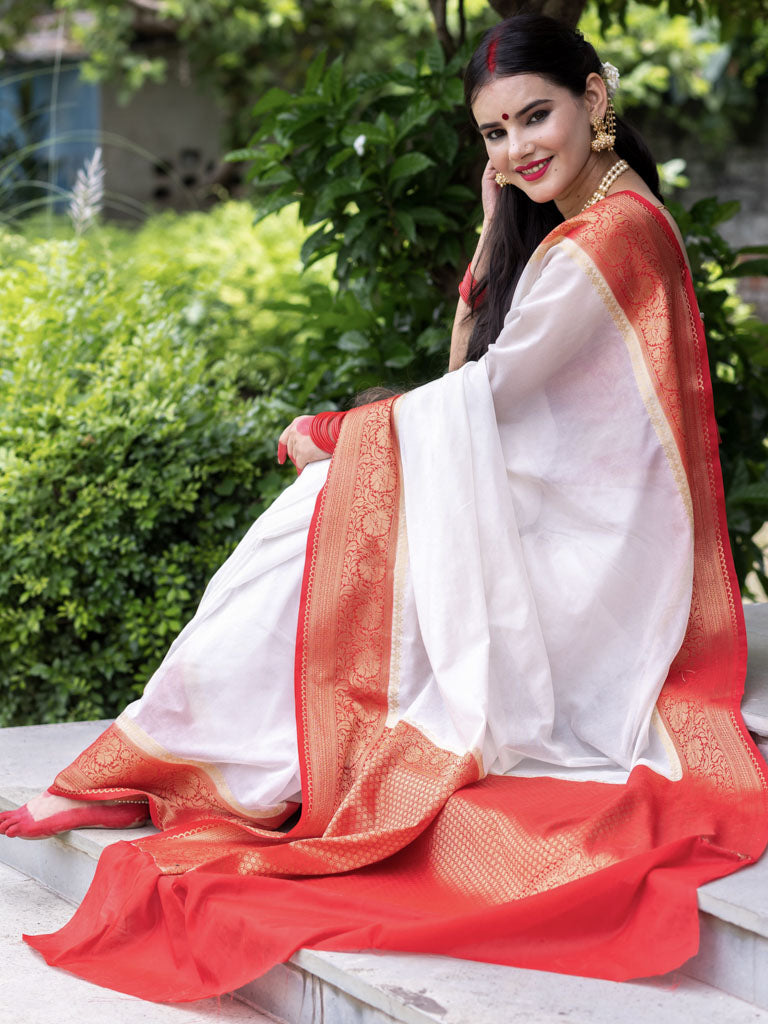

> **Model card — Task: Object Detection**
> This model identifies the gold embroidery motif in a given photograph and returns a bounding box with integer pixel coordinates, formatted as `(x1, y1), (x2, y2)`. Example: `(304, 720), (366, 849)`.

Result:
(52, 719), (296, 830)
(48, 214), (768, 892)
(658, 696), (735, 792)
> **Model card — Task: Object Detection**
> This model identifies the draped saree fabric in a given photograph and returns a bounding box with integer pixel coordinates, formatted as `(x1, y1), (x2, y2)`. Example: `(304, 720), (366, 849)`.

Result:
(26, 192), (768, 1001)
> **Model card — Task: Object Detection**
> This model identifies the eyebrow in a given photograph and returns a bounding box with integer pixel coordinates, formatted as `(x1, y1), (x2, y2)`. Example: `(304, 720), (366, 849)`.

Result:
(477, 98), (552, 131)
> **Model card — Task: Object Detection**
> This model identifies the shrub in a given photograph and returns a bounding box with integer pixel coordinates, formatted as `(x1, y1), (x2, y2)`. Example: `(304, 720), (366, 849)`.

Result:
(670, 196), (768, 595)
(232, 43), (481, 400)
(0, 204), (332, 725)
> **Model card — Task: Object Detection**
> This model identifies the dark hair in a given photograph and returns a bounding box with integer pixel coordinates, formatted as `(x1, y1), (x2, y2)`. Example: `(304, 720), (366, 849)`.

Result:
(462, 14), (662, 362)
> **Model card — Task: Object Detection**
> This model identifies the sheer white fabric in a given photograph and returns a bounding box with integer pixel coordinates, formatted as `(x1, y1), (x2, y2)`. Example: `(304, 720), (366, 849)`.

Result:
(120, 233), (693, 810)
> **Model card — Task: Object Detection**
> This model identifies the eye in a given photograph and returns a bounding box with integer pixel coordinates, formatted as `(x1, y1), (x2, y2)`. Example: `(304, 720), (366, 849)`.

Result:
(527, 109), (549, 125)
(485, 128), (505, 141)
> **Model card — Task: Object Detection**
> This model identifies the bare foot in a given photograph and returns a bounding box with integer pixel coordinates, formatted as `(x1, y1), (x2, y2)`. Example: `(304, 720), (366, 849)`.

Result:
(0, 789), (150, 840)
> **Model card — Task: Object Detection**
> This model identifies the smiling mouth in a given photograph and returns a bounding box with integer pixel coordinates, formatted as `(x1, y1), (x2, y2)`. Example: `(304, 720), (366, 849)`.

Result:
(516, 157), (553, 181)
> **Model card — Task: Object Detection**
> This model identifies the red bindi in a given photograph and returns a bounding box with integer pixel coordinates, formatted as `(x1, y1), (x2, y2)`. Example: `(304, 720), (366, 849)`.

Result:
(501, 113), (509, 120)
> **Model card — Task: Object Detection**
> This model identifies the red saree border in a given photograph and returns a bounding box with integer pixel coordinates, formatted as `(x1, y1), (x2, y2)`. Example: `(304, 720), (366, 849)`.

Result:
(49, 719), (298, 832)
(541, 193), (768, 858)
(618, 190), (750, 706)
(292, 398), (401, 837)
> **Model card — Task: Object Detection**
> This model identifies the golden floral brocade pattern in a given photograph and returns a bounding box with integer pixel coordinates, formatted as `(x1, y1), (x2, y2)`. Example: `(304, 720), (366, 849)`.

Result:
(541, 196), (767, 851)
(51, 719), (297, 831)
(53, 400), (481, 878)
(47, 205), (768, 895)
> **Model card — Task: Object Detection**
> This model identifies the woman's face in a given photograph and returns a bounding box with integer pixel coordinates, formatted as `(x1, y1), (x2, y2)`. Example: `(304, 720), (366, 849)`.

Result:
(472, 72), (605, 208)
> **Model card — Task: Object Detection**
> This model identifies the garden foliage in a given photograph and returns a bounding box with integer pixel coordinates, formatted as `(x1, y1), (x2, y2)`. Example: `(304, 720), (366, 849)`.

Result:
(0, 204), (332, 725)
(669, 197), (768, 593)
(232, 42), (481, 398)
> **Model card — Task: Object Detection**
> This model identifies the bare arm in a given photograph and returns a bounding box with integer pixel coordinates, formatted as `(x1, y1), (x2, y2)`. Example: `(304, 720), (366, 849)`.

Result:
(449, 223), (490, 371)
(448, 161), (501, 372)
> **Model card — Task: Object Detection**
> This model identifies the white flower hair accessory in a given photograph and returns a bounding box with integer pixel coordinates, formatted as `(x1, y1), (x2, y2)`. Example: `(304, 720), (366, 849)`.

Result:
(601, 62), (620, 99)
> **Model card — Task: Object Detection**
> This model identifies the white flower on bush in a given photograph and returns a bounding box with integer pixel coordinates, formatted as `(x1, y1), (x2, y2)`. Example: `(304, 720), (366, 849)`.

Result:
(601, 62), (620, 98)
(353, 134), (366, 157)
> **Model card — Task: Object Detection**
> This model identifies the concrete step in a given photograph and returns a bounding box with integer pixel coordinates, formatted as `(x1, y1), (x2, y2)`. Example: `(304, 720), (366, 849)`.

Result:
(1, 822), (766, 1024)
(743, 602), (768, 738)
(674, 601), (768, 1009)
(3, 731), (767, 1022)
(0, 859), (271, 1024)
(2, 601), (768, 1023)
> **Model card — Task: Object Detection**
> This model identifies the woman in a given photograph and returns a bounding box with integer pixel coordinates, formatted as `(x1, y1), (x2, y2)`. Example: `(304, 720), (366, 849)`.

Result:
(2, 13), (766, 1003)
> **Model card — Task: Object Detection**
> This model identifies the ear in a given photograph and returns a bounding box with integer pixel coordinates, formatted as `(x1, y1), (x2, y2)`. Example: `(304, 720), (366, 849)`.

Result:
(584, 71), (609, 121)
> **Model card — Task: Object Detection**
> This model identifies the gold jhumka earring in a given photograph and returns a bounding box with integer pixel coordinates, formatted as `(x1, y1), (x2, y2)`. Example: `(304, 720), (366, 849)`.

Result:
(590, 99), (617, 152)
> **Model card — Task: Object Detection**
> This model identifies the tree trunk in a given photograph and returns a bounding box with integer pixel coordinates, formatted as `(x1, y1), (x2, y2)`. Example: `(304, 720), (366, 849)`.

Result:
(488, 0), (589, 28)
(429, 0), (457, 57)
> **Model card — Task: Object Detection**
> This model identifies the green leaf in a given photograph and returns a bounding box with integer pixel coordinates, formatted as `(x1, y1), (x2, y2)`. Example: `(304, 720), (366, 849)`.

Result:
(729, 259), (768, 278)
(416, 326), (448, 356)
(728, 482), (768, 505)
(425, 37), (446, 74)
(430, 119), (458, 164)
(394, 211), (416, 244)
(374, 111), (397, 143)
(690, 197), (741, 227)
(327, 147), (355, 173)
(441, 78), (464, 106)
(314, 179), (360, 216)
(410, 207), (450, 228)
(224, 147), (256, 163)
(341, 213), (373, 248)
(252, 87), (292, 117)
(300, 224), (336, 265)
(322, 57), (345, 104)
(257, 166), (293, 185)
(389, 152), (434, 184)
(337, 330), (369, 352)
(305, 51), (327, 94)
(340, 123), (390, 146)
(253, 191), (298, 224)
(354, 71), (396, 91)
(395, 96), (438, 143)
(384, 341), (415, 368)
(442, 184), (477, 203)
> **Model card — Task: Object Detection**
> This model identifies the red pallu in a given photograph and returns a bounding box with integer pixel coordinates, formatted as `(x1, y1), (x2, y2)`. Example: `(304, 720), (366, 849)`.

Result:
(26, 194), (768, 1001)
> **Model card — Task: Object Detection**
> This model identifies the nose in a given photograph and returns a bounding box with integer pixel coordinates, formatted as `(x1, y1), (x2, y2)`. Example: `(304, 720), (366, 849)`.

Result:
(507, 131), (533, 164)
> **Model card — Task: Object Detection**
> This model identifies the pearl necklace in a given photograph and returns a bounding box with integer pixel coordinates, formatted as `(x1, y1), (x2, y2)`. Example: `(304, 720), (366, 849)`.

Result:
(580, 158), (629, 213)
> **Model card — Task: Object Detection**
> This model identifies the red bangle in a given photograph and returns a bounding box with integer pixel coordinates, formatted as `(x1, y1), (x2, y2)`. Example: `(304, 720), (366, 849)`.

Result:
(309, 411), (347, 454)
(459, 262), (486, 307)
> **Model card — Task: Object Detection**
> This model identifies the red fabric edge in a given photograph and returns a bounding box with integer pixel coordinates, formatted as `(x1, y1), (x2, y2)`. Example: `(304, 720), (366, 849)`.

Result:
(616, 190), (757, 771)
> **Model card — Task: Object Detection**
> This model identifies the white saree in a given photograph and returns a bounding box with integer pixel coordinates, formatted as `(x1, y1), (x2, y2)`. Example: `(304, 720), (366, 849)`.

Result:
(30, 192), (767, 998)
(115, 199), (693, 811)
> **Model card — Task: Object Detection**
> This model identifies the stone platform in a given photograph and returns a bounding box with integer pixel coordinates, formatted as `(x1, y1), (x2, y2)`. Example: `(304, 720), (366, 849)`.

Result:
(2, 603), (768, 1023)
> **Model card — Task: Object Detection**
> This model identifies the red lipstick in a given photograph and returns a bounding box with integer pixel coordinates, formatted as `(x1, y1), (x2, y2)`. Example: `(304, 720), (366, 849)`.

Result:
(515, 157), (553, 181)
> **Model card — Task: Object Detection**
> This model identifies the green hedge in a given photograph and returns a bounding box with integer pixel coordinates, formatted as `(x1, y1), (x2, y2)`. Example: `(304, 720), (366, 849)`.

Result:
(0, 204), (333, 725)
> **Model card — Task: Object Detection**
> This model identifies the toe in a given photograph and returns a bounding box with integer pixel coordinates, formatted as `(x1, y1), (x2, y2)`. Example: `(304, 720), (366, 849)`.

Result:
(0, 814), (17, 835)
